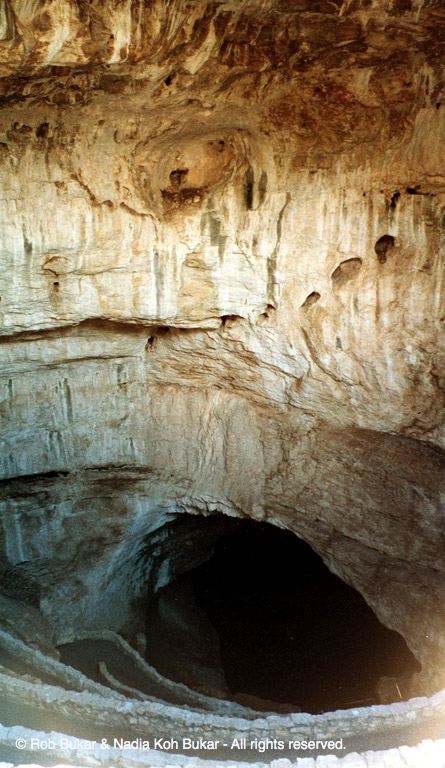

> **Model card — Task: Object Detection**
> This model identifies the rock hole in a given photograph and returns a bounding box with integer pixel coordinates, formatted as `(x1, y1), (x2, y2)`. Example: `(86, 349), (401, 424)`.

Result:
(144, 328), (170, 350)
(169, 168), (189, 187)
(245, 166), (254, 210)
(406, 186), (421, 194)
(145, 516), (421, 714)
(35, 122), (49, 139)
(375, 235), (395, 264)
(52, 281), (59, 289)
(257, 304), (275, 323)
(389, 191), (400, 210)
(301, 291), (320, 309)
(221, 314), (242, 328)
(164, 73), (175, 86)
(331, 258), (362, 288)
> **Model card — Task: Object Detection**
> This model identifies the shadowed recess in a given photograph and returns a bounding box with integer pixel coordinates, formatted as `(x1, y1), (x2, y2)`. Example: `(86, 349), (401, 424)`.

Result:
(144, 516), (421, 714)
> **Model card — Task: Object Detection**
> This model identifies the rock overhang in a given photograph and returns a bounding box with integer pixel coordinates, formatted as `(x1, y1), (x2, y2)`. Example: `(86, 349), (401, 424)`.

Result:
(0, 1), (445, 765)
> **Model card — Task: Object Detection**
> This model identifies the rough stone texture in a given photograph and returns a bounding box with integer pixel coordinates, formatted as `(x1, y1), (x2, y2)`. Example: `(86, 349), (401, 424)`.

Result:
(0, 0), (445, 763)
(0, 594), (58, 658)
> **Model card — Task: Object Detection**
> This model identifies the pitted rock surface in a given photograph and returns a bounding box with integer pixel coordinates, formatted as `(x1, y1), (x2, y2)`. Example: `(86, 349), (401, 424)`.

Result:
(0, 1), (445, 766)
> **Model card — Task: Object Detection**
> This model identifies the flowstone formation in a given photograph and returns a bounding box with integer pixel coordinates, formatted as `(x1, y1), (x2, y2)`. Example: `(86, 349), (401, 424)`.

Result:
(0, 1), (445, 766)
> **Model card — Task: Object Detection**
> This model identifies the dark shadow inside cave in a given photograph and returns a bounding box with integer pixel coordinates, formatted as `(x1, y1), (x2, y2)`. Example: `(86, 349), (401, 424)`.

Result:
(144, 515), (421, 714)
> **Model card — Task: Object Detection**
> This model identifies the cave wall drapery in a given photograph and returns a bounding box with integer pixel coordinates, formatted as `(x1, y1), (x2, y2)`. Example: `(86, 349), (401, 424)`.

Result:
(0, 0), (444, 702)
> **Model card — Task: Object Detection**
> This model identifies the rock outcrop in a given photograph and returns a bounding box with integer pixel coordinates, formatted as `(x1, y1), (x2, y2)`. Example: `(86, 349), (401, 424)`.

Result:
(0, 1), (444, 766)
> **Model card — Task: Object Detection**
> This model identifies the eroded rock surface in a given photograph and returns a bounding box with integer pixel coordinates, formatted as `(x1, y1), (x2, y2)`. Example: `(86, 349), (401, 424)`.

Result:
(0, 2), (445, 760)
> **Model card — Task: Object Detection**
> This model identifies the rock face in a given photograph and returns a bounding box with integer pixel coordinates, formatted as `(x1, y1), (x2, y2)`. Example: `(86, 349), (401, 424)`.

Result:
(0, 0), (444, 737)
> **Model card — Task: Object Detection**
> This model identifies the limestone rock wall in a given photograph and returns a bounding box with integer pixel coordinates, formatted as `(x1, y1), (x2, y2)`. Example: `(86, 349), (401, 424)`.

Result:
(0, 0), (445, 704)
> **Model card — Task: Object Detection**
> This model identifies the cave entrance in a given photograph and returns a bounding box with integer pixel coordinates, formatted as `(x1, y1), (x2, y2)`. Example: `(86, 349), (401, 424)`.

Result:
(144, 515), (420, 714)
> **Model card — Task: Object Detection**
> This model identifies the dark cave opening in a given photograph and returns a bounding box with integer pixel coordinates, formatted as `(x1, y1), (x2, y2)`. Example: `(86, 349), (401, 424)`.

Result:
(145, 515), (421, 714)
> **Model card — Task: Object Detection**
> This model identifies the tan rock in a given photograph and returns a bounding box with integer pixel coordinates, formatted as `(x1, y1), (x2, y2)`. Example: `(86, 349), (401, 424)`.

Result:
(0, 0), (444, 751)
